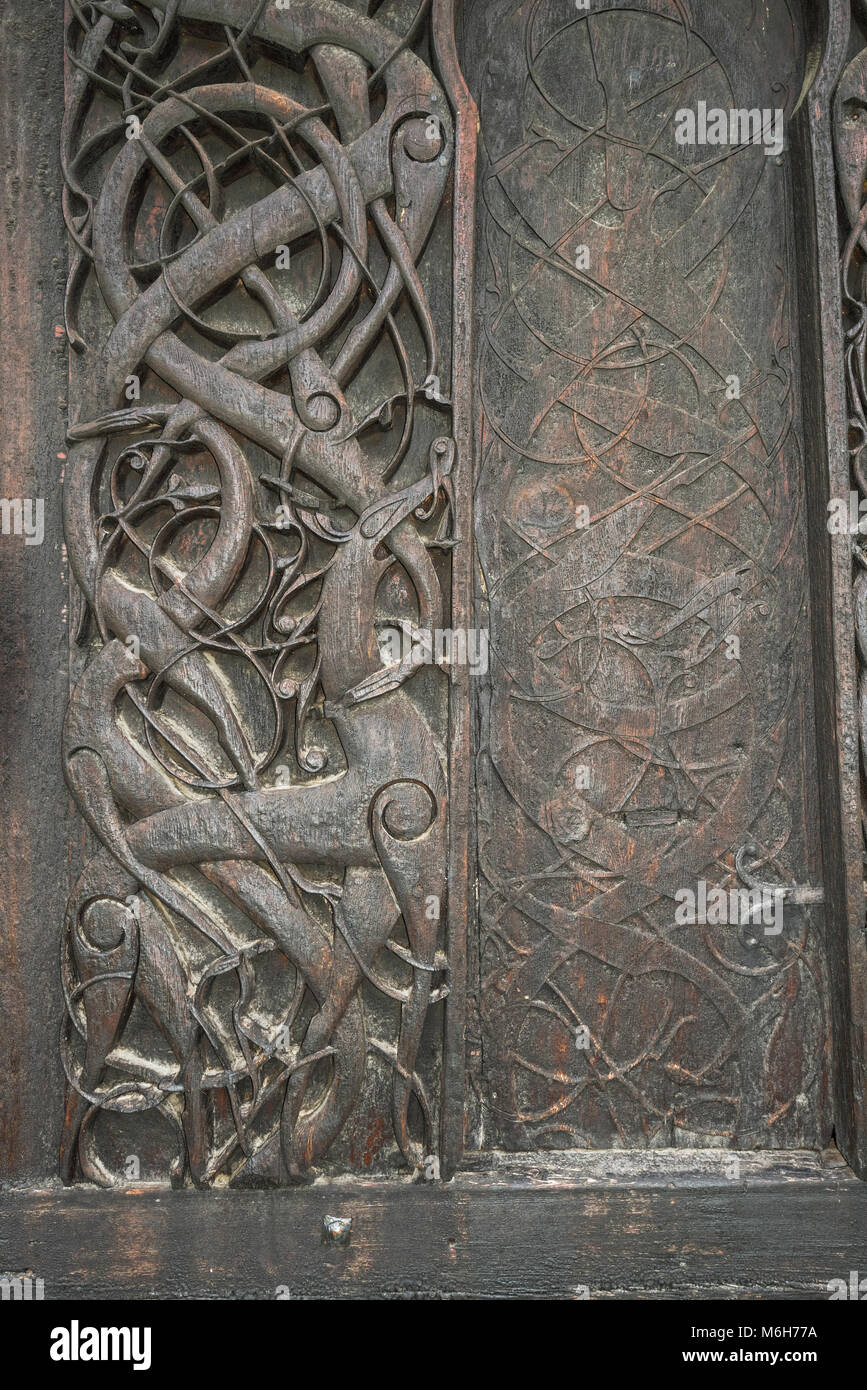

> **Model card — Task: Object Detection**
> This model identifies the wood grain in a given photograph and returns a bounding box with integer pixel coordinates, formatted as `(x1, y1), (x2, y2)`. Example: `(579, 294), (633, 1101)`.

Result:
(0, 0), (69, 1184)
(1, 1150), (864, 1299)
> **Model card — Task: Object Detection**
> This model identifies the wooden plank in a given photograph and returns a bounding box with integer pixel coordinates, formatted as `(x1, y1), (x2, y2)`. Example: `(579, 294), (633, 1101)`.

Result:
(465, 0), (834, 1155)
(435, 0), (479, 1179)
(792, 0), (867, 1178)
(0, 0), (69, 1183)
(1, 1152), (864, 1299)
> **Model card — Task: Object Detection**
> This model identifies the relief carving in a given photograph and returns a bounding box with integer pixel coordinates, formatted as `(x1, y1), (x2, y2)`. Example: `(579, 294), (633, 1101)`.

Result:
(58, 0), (846, 1184)
(60, 0), (457, 1185)
(835, 4), (867, 871)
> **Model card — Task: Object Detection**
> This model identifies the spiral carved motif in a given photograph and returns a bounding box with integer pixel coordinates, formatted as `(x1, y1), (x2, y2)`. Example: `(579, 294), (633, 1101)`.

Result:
(60, 0), (454, 1185)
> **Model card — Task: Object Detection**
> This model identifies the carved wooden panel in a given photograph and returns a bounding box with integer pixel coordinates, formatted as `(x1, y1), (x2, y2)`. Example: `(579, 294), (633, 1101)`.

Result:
(60, 0), (463, 1186)
(464, 0), (833, 1153)
(58, 0), (867, 1189)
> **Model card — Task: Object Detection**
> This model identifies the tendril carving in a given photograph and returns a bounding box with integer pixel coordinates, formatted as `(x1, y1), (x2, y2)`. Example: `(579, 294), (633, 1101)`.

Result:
(469, 0), (828, 1152)
(835, 25), (867, 860)
(60, 0), (455, 1185)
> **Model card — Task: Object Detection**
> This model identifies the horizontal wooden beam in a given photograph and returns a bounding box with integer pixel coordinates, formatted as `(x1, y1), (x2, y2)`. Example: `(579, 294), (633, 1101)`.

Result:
(2, 1150), (865, 1299)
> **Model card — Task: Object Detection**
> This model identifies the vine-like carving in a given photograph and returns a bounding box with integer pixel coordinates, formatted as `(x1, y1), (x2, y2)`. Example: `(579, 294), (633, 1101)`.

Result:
(468, 0), (829, 1151)
(60, 0), (455, 1185)
(835, 8), (867, 866)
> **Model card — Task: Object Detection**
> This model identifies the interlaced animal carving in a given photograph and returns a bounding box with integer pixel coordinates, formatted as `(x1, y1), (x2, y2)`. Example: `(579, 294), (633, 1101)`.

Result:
(60, 0), (454, 1185)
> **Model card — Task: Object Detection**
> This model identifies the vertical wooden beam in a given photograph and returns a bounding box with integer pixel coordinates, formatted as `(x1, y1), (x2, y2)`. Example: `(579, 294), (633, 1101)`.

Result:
(0, 0), (69, 1182)
(792, 0), (867, 1177)
(434, 0), (478, 1178)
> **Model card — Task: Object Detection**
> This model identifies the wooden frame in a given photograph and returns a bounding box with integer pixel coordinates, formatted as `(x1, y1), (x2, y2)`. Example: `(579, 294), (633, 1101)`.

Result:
(1, 1150), (864, 1300)
(792, 0), (867, 1180)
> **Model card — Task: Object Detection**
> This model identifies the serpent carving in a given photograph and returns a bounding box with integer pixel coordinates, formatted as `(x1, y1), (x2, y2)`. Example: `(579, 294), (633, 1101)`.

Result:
(60, 0), (455, 1185)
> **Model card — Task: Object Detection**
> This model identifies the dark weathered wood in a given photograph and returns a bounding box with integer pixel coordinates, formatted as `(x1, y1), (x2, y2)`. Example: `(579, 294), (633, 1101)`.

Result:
(6, 18), (867, 1334)
(0, 0), (69, 1184)
(778, 0), (867, 1179)
(435, 0), (478, 1180)
(1, 1150), (865, 1299)
(823, 0), (867, 1179)
(465, 0), (839, 1156)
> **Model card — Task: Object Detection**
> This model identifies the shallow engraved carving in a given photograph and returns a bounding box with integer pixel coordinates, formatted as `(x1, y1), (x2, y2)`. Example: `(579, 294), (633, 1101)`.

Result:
(60, 0), (455, 1185)
(835, 23), (867, 871)
(467, 0), (830, 1151)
